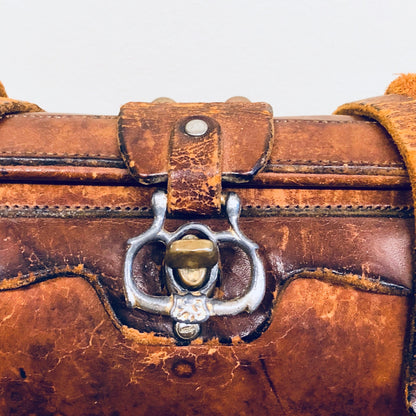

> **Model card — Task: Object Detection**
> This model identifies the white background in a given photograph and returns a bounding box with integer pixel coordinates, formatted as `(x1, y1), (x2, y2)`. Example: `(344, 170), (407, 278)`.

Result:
(1, 0), (415, 116)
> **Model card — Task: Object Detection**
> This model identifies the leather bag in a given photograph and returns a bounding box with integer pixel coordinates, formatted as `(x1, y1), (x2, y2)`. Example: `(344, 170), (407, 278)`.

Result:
(1, 76), (416, 415)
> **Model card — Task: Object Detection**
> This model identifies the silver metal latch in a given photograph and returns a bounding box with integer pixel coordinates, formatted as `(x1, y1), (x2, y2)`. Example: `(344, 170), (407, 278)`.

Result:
(123, 191), (266, 341)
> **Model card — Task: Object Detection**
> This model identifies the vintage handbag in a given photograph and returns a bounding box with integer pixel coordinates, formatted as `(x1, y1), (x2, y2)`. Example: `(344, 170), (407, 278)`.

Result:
(1, 75), (416, 416)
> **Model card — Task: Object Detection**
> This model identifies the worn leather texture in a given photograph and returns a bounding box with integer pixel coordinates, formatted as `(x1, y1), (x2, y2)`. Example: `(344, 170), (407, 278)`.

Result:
(0, 277), (409, 415)
(0, 85), (414, 415)
(118, 102), (274, 185)
(0, 112), (407, 187)
(0, 82), (43, 117)
(336, 90), (416, 414)
(167, 116), (222, 215)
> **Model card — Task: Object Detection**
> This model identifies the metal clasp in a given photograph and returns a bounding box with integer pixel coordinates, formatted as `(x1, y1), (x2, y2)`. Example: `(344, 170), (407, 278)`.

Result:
(123, 191), (265, 341)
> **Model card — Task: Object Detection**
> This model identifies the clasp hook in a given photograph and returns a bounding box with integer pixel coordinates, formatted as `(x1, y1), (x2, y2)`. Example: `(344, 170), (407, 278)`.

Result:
(123, 191), (266, 340)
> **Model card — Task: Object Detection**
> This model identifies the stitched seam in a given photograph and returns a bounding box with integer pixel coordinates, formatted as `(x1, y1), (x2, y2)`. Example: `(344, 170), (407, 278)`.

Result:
(281, 268), (410, 296)
(4, 114), (372, 123)
(0, 204), (151, 211)
(243, 204), (411, 211)
(268, 159), (404, 167)
(0, 204), (410, 212)
(274, 119), (378, 125)
(0, 151), (120, 158)
(2, 114), (117, 120)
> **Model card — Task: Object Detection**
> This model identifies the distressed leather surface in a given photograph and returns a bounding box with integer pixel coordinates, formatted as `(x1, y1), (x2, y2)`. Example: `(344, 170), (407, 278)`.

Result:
(118, 102), (274, 185)
(0, 214), (412, 342)
(0, 185), (412, 414)
(336, 92), (416, 414)
(167, 116), (222, 215)
(0, 112), (408, 188)
(0, 92), (414, 414)
(0, 82), (42, 117)
(0, 277), (408, 415)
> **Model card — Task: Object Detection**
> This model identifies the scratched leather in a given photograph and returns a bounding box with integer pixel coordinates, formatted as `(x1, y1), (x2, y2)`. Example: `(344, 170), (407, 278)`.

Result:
(118, 102), (273, 185)
(0, 102), (414, 415)
(167, 117), (222, 215)
(0, 113), (408, 188)
(0, 215), (412, 342)
(0, 277), (408, 415)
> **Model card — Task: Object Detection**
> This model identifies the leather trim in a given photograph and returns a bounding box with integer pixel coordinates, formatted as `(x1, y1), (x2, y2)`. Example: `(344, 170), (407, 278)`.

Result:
(281, 268), (410, 296)
(0, 112), (411, 189)
(118, 102), (273, 184)
(0, 113), (119, 159)
(0, 184), (410, 218)
(0, 204), (411, 219)
(0, 267), (408, 346)
(0, 164), (408, 189)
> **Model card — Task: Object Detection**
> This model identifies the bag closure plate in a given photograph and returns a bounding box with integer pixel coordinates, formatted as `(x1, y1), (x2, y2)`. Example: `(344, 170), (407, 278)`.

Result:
(118, 101), (274, 214)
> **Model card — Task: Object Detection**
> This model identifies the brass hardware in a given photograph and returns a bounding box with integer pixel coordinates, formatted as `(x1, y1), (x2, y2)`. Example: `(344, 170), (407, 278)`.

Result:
(176, 268), (207, 290)
(226, 96), (251, 103)
(152, 97), (176, 103)
(165, 235), (219, 290)
(220, 193), (227, 206)
(165, 235), (218, 269)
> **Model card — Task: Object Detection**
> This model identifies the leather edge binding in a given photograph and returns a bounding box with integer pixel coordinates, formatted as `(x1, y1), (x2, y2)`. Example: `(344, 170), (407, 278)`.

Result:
(0, 266), (408, 347)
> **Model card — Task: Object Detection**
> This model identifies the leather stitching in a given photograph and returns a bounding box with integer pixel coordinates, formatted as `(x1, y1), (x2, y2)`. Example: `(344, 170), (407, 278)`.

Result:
(268, 159), (404, 167)
(2, 114), (116, 120)
(275, 119), (378, 125)
(0, 151), (120, 158)
(0, 204), (410, 218)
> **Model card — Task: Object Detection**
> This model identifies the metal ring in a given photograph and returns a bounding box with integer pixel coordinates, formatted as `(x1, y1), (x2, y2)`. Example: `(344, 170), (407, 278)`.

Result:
(123, 191), (266, 324)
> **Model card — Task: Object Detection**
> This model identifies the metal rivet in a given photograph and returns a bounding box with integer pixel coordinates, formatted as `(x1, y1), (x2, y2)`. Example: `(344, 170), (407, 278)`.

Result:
(174, 322), (200, 340)
(184, 119), (209, 137)
(152, 97), (176, 103)
(226, 96), (251, 103)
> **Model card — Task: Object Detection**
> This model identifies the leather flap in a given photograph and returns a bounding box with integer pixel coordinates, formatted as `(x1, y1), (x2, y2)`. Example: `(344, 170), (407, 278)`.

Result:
(118, 102), (274, 185)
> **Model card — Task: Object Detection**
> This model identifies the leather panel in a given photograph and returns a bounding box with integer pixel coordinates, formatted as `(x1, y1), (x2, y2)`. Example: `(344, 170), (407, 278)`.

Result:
(0, 214), (412, 341)
(0, 183), (410, 214)
(0, 277), (408, 415)
(271, 116), (404, 166)
(0, 113), (410, 188)
(0, 113), (119, 158)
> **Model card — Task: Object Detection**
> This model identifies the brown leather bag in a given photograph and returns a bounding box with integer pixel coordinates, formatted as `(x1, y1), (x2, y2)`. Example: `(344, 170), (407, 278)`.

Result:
(0, 76), (415, 416)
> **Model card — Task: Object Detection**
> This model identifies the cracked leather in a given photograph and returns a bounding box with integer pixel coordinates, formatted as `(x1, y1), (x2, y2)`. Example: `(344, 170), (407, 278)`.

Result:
(167, 116), (222, 215)
(0, 98), (413, 415)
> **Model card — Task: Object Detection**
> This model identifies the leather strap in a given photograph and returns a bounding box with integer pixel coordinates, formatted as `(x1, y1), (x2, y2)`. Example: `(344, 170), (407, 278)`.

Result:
(0, 81), (7, 98)
(118, 102), (273, 215)
(0, 81), (43, 117)
(335, 93), (416, 222)
(167, 116), (221, 215)
(335, 76), (416, 413)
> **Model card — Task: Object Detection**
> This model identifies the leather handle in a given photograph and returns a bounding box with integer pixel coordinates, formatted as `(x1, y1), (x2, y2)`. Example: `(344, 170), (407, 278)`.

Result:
(0, 81), (43, 117)
(335, 74), (416, 414)
(0, 81), (7, 98)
